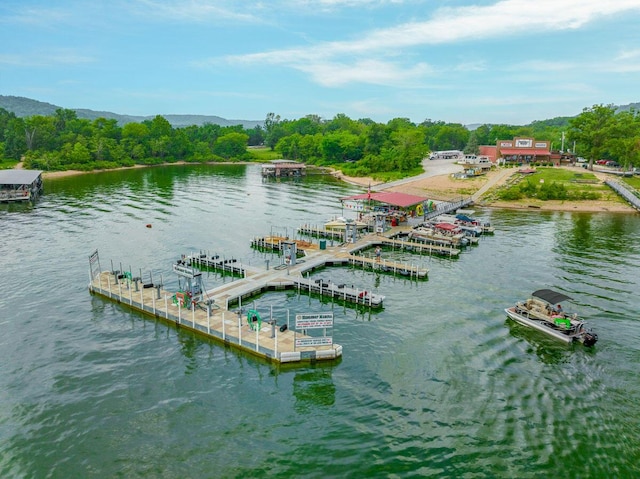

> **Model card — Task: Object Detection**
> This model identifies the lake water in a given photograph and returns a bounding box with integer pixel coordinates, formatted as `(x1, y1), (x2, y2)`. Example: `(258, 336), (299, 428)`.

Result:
(1, 164), (639, 478)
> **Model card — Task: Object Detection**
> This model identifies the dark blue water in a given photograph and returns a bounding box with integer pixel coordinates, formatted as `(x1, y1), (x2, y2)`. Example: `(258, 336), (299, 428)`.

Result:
(1, 164), (639, 478)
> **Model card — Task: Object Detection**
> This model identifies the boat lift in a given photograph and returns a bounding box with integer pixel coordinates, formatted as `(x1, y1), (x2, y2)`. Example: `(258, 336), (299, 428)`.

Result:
(172, 261), (216, 314)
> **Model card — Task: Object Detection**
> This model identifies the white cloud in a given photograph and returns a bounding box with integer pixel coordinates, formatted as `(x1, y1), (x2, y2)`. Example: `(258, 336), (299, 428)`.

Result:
(0, 51), (94, 67)
(220, 0), (640, 87)
(300, 59), (432, 86)
(0, 5), (74, 27)
(130, 0), (264, 23)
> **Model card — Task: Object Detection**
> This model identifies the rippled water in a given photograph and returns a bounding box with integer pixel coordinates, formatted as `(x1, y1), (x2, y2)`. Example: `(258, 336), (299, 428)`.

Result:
(1, 164), (639, 478)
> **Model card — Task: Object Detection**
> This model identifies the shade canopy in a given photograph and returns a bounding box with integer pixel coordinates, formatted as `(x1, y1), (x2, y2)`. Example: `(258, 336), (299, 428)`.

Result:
(341, 191), (427, 208)
(0, 170), (43, 185)
(532, 289), (573, 305)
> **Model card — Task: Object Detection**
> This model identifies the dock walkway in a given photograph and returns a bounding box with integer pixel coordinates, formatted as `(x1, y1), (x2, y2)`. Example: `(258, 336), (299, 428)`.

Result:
(89, 269), (341, 364)
(88, 229), (431, 365)
(606, 179), (640, 211)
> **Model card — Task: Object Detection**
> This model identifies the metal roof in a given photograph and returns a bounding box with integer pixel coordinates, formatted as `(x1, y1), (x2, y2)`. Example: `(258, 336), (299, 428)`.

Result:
(0, 169), (43, 185)
(341, 191), (428, 208)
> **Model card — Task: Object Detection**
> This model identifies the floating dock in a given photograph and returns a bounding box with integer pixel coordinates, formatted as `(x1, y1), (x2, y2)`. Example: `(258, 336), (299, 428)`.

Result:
(88, 229), (435, 365)
(88, 261), (342, 364)
(0, 169), (43, 202)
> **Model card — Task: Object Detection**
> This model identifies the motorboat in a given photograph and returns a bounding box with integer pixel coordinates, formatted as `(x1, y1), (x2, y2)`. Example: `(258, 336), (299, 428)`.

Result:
(505, 289), (598, 346)
(455, 213), (494, 234)
(437, 212), (494, 235)
(434, 214), (484, 236)
(409, 223), (469, 247)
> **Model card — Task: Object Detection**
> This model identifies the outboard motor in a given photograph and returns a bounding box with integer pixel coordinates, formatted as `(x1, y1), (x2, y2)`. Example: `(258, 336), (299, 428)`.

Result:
(583, 331), (598, 347)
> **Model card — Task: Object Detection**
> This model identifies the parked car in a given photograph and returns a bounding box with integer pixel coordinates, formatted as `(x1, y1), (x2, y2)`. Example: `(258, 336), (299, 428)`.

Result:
(576, 157), (587, 163)
(605, 161), (620, 168)
(596, 159), (608, 165)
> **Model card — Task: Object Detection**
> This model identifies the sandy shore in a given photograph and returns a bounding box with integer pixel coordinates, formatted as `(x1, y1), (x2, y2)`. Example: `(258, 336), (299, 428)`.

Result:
(18, 162), (637, 213)
(336, 167), (637, 213)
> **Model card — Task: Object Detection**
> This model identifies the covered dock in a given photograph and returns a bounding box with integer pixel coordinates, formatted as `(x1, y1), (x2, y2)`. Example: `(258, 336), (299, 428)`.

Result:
(341, 191), (433, 224)
(0, 169), (43, 202)
(261, 160), (306, 178)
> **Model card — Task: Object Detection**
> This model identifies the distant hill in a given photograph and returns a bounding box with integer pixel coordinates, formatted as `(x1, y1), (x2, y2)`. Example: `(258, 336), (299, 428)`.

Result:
(2, 95), (638, 130)
(0, 95), (263, 129)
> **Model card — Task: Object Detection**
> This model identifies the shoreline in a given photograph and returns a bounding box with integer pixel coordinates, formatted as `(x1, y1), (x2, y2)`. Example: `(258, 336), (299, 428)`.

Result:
(335, 167), (637, 214)
(16, 162), (638, 214)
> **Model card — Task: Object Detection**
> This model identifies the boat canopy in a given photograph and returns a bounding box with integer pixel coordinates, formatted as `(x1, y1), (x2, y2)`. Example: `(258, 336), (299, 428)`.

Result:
(434, 222), (459, 231)
(455, 214), (475, 223)
(532, 289), (573, 305)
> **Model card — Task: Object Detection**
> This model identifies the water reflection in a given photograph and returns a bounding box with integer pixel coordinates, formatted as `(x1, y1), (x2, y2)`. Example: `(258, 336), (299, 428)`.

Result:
(292, 366), (336, 413)
(505, 318), (574, 364)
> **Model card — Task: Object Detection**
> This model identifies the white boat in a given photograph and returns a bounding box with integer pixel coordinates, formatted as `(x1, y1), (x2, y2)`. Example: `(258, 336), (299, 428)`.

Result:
(434, 214), (483, 237)
(505, 289), (598, 346)
(436, 213), (494, 235)
(455, 213), (495, 234)
(409, 223), (469, 247)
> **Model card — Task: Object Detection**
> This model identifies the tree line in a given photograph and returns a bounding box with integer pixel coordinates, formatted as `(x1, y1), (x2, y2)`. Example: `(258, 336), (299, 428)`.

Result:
(1, 104), (638, 178)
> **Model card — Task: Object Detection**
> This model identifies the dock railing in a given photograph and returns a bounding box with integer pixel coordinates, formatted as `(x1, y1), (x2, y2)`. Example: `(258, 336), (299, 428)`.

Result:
(605, 180), (640, 211)
(423, 196), (474, 221)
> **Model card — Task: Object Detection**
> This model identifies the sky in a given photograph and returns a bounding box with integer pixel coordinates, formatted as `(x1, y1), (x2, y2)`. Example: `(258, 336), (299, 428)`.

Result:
(2, 0), (640, 126)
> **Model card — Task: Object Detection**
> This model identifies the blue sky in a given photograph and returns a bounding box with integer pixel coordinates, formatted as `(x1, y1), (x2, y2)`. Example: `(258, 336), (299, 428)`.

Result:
(2, 0), (640, 126)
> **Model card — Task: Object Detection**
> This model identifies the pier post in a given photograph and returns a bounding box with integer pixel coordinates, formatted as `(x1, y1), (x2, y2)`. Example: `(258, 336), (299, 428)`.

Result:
(107, 274), (112, 298)
(222, 312), (226, 340)
(164, 296), (168, 319)
(152, 293), (155, 315)
(255, 324), (259, 352)
(238, 313), (242, 346)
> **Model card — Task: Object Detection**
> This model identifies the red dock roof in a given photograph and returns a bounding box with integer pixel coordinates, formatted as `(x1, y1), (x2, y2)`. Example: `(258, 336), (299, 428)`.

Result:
(341, 191), (428, 208)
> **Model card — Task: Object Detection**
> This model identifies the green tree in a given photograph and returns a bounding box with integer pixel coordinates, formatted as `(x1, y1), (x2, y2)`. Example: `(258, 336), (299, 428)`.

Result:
(24, 115), (56, 151)
(568, 104), (617, 169)
(363, 123), (388, 156)
(264, 113), (283, 150)
(0, 112), (27, 160)
(464, 131), (480, 154)
(432, 124), (469, 151)
(320, 131), (363, 163)
(212, 132), (249, 159)
(147, 115), (173, 138)
(69, 142), (91, 165)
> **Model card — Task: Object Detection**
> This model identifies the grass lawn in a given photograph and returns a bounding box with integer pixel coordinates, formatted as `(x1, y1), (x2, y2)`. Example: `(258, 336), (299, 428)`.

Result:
(496, 167), (608, 201)
(247, 147), (280, 162)
(0, 159), (20, 170)
(622, 175), (640, 190)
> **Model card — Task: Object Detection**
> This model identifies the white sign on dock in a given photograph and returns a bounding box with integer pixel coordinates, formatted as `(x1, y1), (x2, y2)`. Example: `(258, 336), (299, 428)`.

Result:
(295, 312), (334, 329)
(295, 337), (333, 347)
